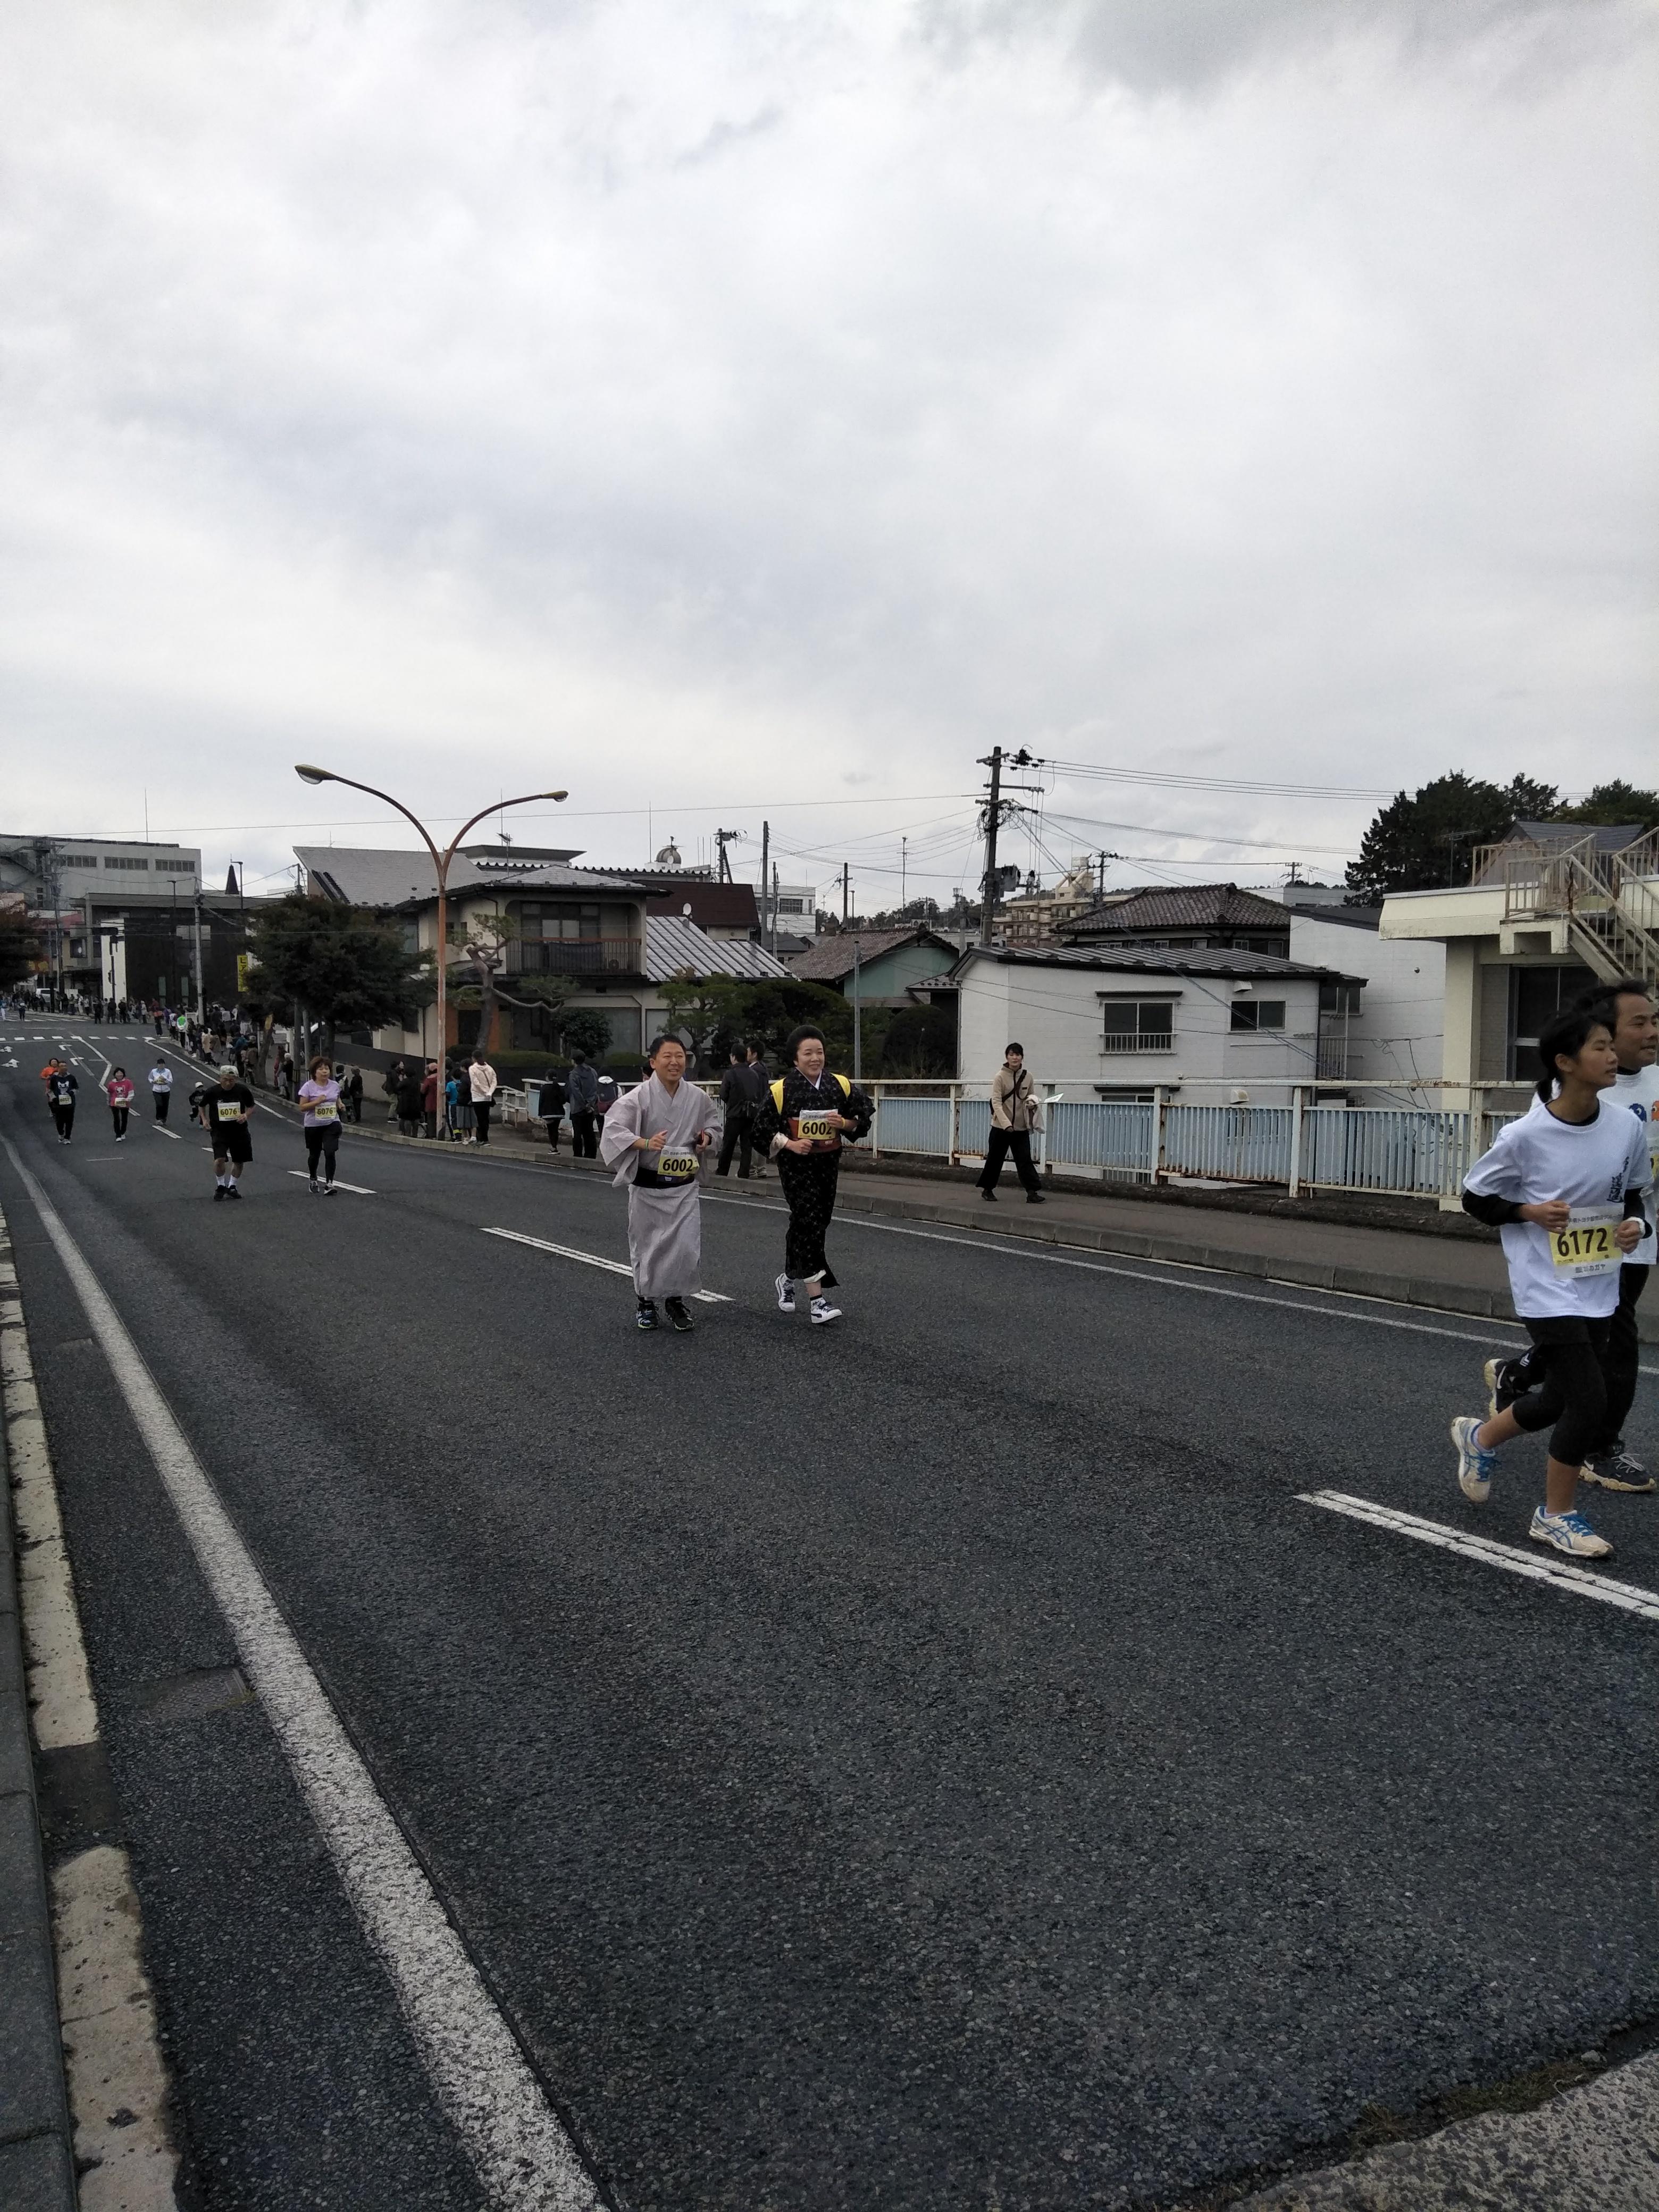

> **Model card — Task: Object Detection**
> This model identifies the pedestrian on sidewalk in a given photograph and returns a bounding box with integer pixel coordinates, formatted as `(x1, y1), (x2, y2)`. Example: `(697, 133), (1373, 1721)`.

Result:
(1483, 975), (1658, 1493)
(148, 1058), (173, 1122)
(469, 1049), (499, 1144)
(420, 1059), (440, 1138)
(567, 1049), (600, 1158)
(716, 1041), (763, 1178)
(383, 1061), (405, 1125)
(753, 1025), (872, 1326)
(106, 1066), (136, 1140)
(345, 1067), (364, 1123)
(541, 1070), (568, 1151)
(600, 1033), (722, 1331)
(979, 1043), (1046, 1205)
(297, 1054), (342, 1194)
(1452, 1006), (1652, 1559)
(395, 1062), (424, 1137)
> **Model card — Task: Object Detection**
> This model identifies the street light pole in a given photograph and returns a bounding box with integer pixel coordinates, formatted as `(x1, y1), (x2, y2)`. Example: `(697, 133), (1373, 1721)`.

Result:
(294, 767), (568, 1083)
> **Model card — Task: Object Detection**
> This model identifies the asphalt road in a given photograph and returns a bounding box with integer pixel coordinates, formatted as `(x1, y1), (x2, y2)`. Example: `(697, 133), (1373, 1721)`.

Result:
(4, 1023), (1657, 2211)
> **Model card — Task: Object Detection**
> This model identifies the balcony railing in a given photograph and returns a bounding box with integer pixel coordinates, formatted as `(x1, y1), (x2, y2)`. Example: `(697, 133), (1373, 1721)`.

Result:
(1100, 1032), (1174, 1053)
(514, 937), (641, 976)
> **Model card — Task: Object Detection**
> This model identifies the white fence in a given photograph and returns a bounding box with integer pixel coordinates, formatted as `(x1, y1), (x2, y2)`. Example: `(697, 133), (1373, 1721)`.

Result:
(862, 1085), (1521, 1201)
(502, 1077), (1524, 1202)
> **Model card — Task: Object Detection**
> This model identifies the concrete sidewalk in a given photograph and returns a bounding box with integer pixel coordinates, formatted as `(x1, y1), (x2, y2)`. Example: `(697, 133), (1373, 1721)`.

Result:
(321, 1112), (1659, 1342)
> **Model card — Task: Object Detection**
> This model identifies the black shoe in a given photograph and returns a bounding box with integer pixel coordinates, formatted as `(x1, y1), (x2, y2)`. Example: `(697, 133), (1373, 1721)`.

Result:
(213, 1185), (225, 1201)
(1026, 1192), (1046, 1204)
(636, 1300), (658, 1331)
(979, 1187), (997, 1202)
(225, 1184), (242, 1199)
(665, 1297), (694, 1333)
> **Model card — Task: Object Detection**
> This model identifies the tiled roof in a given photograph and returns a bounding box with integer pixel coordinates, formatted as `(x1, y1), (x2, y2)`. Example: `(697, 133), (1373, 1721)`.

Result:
(296, 845), (647, 906)
(785, 928), (958, 982)
(960, 945), (1359, 981)
(1067, 884), (1293, 935)
(644, 916), (789, 983)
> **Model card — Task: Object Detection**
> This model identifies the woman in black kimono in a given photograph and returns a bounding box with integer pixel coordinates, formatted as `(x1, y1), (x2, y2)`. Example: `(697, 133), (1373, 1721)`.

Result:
(752, 1025), (872, 1326)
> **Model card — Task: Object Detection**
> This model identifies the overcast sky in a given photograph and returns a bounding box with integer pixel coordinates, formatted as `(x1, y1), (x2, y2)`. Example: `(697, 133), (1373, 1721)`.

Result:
(2, 0), (1654, 906)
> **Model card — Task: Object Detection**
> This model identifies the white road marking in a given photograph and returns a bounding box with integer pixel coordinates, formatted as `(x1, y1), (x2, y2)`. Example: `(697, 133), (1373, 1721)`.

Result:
(482, 1225), (731, 1302)
(286, 1171), (376, 1195)
(0, 1135), (600, 2212)
(786, 1207), (1563, 1356)
(148, 1124), (181, 1140)
(1299, 1489), (1659, 1622)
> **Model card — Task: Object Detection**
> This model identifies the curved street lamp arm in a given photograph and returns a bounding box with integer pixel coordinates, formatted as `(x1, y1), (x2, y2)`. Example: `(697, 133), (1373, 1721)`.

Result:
(443, 792), (568, 868)
(302, 772), (446, 879)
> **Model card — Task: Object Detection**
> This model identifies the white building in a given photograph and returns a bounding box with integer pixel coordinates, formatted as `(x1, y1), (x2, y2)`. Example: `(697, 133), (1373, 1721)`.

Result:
(1283, 907), (1445, 1091)
(947, 944), (1367, 1101)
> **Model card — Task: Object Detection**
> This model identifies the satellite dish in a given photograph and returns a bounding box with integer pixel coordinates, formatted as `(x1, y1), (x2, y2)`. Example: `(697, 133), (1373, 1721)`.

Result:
(682, 902), (693, 918)
(655, 840), (682, 866)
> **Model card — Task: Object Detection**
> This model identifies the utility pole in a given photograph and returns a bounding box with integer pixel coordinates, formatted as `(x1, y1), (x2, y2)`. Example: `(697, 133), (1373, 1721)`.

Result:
(191, 888), (205, 1016)
(760, 822), (770, 950)
(978, 745), (1039, 948)
(772, 864), (781, 949)
(852, 938), (862, 1081)
(842, 861), (850, 927)
(714, 828), (742, 885)
(901, 836), (907, 917)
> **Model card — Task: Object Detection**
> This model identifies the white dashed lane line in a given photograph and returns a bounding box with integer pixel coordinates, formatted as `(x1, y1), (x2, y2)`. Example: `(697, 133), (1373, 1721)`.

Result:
(1300, 1490), (1659, 1623)
(482, 1226), (731, 1302)
(286, 1172), (377, 1196)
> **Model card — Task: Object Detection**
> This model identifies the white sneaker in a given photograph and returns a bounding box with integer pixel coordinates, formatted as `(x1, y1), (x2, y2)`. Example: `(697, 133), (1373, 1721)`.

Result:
(775, 1272), (795, 1314)
(809, 1295), (841, 1326)
(1529, 1506), (1613, 1560)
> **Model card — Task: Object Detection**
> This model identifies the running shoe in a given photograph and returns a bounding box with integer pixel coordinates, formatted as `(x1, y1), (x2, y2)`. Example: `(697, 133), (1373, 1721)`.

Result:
(321, 1184), (337, 1197)
(309, 1178), (320, 1193)
(636, 1300), (658, 1331)
(1450, 1414), (1496, 1503)
(1482, 1354), (1529, 1420)
(1529, 1506), (1613, 1560)
(665, 1297), (694, 1333)
(1581, 1446), (1655, 1495)
(775, 1272), (795, 1314)
(809, 1295), (842, 1326)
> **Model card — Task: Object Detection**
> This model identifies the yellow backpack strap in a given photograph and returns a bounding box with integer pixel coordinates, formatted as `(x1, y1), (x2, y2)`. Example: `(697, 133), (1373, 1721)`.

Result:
(835, 1074), (851, 1098)
(770, 1079), (784, 1112)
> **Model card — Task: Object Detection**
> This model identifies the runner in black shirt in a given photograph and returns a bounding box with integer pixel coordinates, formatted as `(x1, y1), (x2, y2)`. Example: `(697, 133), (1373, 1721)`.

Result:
(189, 1065), (257, 1201)
(41, 1060), (78, 1144)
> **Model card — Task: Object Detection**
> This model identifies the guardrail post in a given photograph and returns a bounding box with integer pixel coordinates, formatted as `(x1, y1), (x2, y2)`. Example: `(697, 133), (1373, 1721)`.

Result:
(949, 1083), (959, 1164)
(1288, 1085), (1305, 1199)
(1152, 1085), (1168, 1184)
(1038, 1086), (1053, 1180)
(870, 1084), (882, 1160)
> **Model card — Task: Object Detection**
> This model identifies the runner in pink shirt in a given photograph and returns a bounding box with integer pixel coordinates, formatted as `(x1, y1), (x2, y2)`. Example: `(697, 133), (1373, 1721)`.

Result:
(105, 1066), (136, 1142)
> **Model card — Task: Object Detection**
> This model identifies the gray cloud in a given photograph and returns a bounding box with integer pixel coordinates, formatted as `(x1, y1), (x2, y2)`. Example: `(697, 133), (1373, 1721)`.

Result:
(0, 0), (1653, 895)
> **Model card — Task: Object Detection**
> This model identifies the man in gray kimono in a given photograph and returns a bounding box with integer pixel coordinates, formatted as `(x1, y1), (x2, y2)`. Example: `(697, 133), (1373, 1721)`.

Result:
(599, 1035), (723, 1331)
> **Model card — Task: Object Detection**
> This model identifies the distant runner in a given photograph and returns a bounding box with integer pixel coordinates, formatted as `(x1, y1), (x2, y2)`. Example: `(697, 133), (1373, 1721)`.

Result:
(148, 1058), (174, 1122)
(599, 1035), (721, 1332)
(297, 1054), (342, 1194)
(105, 1066), (135, 1142)
(190, 1065), (257, 1202)
(1453, 1006), (1652, 1559)
(41, 1059), (77, 1144)
(752, 1025), (872, 1326)
(1482, 976), (1658, 1493)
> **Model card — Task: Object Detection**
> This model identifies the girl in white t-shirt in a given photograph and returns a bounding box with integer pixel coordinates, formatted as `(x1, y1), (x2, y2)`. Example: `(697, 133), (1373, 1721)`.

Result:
(1454, 1008), (1653, 1559)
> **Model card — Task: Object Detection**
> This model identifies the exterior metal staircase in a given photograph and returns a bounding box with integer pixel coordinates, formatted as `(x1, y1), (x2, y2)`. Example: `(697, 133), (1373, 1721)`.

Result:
(1475, 827), (1659, 986)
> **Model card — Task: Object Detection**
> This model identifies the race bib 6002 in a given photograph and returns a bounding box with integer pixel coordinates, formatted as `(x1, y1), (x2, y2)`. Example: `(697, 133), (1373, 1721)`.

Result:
(796, 1113), (840, 1143)
(655, 1150), (698, 1181)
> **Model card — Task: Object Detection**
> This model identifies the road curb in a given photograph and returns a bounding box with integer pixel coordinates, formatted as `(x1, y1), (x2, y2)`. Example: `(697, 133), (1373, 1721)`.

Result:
(0, 1230), (76, 2210)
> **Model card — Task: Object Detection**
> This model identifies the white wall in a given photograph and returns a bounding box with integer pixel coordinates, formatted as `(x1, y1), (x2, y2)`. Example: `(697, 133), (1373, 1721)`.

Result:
(954, 954), (1329, 1098)
(1287, 914), (1445, 1088)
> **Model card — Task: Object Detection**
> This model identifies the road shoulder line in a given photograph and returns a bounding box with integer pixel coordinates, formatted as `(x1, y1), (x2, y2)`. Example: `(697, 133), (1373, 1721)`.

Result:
(0, 1132), (603, 2212)
(0, 1190), (178, 2209)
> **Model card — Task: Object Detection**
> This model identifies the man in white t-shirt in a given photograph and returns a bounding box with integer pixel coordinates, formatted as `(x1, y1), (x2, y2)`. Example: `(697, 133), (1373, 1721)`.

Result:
(468, 1050), (499, 1145)
(1485, 977), (1659, 1490)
